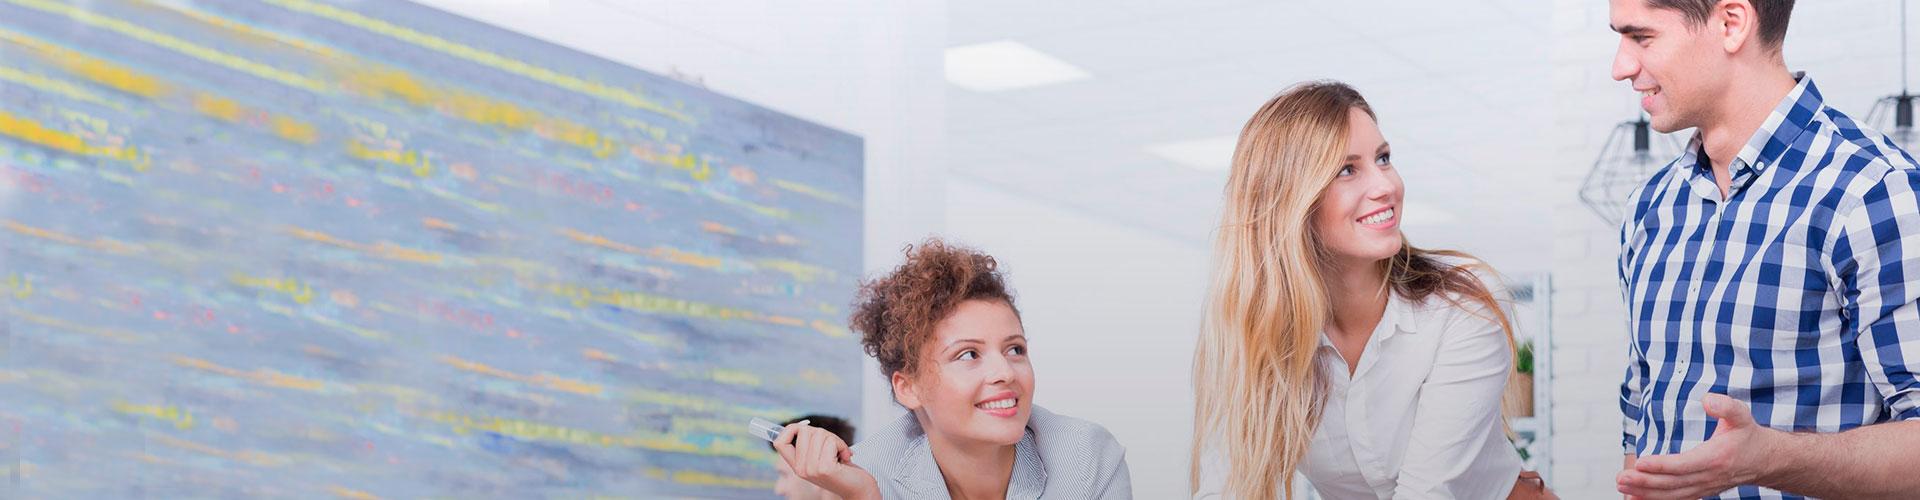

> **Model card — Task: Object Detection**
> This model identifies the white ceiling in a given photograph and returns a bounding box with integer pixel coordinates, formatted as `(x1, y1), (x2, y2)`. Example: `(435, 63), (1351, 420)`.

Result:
(414, 0), (1917, 279)
(948, 0), (1920, 278)
(947, 0), (1555, 275)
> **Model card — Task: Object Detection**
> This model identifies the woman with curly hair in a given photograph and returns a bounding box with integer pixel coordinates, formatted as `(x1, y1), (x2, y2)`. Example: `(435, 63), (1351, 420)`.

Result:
(772, 238), (1133, 499)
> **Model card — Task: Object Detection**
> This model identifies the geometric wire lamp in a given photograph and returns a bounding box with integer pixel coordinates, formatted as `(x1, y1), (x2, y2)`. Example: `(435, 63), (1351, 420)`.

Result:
(1579, 116), (1683, 225)
(1865, 0), (1915, 153)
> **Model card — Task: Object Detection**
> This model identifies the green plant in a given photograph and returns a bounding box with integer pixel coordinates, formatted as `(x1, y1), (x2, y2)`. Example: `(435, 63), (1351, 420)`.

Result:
(1515, 340), (1535, 375)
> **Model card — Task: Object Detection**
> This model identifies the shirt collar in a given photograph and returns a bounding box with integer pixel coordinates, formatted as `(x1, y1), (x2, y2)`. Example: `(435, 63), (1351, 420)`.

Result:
(1678, 72), (1824, 197)
(893, 426), (1046, 499)
(1317, 289), (1413, 348)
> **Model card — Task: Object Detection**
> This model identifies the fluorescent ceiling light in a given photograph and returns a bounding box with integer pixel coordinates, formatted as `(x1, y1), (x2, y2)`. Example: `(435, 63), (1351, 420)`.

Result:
(944, 41), (1090, 92)
(1146, 135), (1239, 172)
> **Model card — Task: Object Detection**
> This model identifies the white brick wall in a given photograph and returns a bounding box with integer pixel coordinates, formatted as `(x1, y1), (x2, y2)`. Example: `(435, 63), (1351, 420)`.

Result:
(1548, 1), (1642, 497)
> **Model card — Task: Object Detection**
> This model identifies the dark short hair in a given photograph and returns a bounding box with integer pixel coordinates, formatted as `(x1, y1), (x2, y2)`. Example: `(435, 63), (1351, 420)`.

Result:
(767, 414), (856, 451)
(849, 238), (1019, 379)
(1645, 0), (1794, 50)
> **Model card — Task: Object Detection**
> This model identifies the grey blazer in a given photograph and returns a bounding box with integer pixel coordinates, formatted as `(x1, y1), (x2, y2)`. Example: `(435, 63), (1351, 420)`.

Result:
(851, 405), (1132, 499)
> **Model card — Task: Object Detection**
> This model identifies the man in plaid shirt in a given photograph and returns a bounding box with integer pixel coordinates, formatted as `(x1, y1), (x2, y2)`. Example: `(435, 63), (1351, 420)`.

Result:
(1608, 0), (1920, 498)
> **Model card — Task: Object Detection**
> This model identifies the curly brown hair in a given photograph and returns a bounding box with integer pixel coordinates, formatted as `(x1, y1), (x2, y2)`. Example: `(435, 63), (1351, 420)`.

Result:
(850, 238), (1019, 379)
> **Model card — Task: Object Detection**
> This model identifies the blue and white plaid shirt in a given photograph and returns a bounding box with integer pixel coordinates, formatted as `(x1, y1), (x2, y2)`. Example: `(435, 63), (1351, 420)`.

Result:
(1618, 74), (1920, 499)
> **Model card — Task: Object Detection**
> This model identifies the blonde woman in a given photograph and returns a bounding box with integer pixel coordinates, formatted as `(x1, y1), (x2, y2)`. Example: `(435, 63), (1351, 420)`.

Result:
(1190, 81), (1552, 499)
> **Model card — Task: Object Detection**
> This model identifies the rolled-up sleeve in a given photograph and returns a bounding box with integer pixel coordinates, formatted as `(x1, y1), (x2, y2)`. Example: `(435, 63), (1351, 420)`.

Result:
(1619, 206), (1648, 454)
(1832, 168), (1920, 421)
(1620, 342), (1649, 453)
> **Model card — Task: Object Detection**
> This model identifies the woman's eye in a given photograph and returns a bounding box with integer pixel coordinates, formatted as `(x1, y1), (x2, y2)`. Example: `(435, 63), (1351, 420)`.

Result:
(1376, 152), (1392, 166)
(1006, 345), (1026, 356)
(956, 350), (977, 361)
(1337, 165), (1354, 177)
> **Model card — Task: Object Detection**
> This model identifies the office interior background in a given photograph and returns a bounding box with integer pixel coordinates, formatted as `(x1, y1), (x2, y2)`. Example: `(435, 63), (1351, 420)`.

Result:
(0, 0), (1915, 498)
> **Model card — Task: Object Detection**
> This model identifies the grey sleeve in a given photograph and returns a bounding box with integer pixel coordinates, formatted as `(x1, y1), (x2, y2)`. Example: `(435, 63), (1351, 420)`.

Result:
(1094, 435), (1134, 499)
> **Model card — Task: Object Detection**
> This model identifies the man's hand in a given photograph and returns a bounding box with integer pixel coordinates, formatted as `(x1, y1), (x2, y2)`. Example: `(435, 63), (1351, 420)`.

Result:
(1620, 454), (1635, 499)
(774, 421), (881, 500)
(1616, 394), (1783, 499)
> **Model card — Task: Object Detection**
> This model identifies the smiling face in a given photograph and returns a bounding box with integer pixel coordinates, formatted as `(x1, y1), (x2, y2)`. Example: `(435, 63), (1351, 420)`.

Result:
(892, 299), (1033, 448)
(1308, 107), (1404, 268)
(1610, 0), (1732, 133)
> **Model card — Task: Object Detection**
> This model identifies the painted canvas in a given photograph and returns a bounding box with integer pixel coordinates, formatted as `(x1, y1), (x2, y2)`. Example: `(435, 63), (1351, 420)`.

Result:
(0, 0), (864, 497)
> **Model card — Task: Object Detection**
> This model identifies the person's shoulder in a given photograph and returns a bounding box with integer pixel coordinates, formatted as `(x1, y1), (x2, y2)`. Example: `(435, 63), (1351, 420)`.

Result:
(1631, 157), (1684, 200)
(1620, 153), (1687, 221)
(850, 411), (921, 473)
(1028, 406), (1127, 466)
(1028, 406), (1131, 495)
(1404, 254), (1508, 309)
(1029, 406), (1119, 445)
(1426, 254), (1500, 282)
(1810, 106), (1919, 183)
(1396, 254), (1514, 341)
(1815, 116), (1920, 223)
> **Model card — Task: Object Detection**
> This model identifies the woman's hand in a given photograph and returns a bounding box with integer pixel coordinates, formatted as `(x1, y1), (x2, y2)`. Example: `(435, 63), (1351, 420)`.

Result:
(773, 421), (881, 500)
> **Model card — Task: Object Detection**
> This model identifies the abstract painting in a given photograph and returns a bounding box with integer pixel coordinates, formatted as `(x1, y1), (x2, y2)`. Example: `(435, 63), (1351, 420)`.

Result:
(0, 0), (863, 497)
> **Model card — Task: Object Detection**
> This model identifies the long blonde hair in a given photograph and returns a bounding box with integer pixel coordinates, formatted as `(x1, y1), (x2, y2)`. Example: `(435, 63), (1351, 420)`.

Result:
(1190, 81), (1515, 499)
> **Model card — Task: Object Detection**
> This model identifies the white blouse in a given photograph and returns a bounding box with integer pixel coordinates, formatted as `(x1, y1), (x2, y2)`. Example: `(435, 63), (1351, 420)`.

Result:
(1195, 289), (1522, 499)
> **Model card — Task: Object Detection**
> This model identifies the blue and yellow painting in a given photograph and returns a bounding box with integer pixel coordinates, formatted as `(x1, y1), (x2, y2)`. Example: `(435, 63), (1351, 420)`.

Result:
(0, 0), (863, 497)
